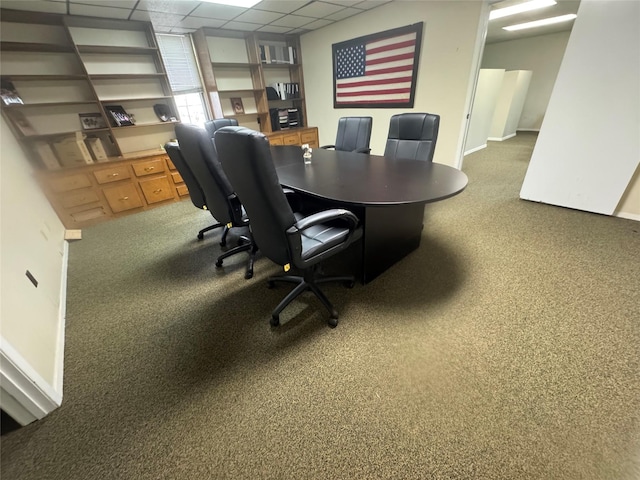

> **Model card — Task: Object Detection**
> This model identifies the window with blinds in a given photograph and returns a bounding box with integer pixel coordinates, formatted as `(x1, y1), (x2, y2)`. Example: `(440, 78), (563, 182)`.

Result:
(157, 33), (209, 124)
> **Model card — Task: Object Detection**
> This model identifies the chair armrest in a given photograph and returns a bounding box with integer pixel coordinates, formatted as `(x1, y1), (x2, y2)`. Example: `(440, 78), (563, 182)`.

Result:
(354, 147), (371, 154)
(320, 145), (336, 150)
(288, 209), (359, 234)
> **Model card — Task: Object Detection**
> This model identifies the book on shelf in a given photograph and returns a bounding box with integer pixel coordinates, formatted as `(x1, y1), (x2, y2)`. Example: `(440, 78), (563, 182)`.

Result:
(1, 79), (23, 105)
(271, 82), (300, 100)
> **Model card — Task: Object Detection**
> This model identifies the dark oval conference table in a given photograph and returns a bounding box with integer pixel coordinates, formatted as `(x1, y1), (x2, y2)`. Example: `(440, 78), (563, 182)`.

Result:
(270, 145), (468, 283)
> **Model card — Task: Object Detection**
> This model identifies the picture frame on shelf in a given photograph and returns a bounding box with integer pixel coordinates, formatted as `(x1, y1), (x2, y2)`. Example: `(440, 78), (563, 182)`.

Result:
(79, 113), (107, 130)
(1, 79), (23, 105)
(230, 97), (244, 115)
(105, 105), (134, 127)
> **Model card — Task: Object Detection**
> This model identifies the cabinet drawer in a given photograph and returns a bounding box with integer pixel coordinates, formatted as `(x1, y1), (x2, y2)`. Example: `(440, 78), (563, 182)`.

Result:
(171, 171), (183, 184)
(48, 173), (92, 193)
(133, 158), (166, 177)
(139, 176), (174, 204)
(103, 183), (144, 213)
(300, 131), (318, 145)
(70, 207), (107, 224)
(176, 184), (190, 197)
(283, 133), (300, 145)
(60, 189), (100, 209)
(269, 136), (284, 146)
(166, 158), (176, 170)
(94, 165), (131, 185)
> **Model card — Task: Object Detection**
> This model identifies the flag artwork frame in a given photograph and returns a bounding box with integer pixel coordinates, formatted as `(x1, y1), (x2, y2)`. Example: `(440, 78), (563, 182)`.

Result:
(332, 22), (423, 109)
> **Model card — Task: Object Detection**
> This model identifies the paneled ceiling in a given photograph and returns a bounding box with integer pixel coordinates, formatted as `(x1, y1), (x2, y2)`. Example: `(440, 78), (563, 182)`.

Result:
(0, 0), (579, 41)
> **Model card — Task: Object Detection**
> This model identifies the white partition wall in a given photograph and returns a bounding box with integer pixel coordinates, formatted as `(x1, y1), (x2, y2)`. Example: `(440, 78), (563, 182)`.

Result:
(520, 0), (640, 216)
(488, 70), (532, 141)
(465, 69), (505, 155)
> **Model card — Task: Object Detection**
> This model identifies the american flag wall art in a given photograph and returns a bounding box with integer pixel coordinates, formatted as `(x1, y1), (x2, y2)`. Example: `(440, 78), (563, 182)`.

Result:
(333, 23), (423, 108)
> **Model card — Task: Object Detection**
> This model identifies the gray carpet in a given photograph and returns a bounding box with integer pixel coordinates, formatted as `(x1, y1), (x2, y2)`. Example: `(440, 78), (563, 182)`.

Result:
(2, 132), (639, 479)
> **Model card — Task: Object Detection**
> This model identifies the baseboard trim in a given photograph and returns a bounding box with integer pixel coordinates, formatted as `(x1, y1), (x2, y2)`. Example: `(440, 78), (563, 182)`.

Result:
(488, 133), (517, 142)
(614, 211), (640, 222)
(464, 144), (487, 156)
(54, 240), (69, 393)
(0, 339), (62, 426)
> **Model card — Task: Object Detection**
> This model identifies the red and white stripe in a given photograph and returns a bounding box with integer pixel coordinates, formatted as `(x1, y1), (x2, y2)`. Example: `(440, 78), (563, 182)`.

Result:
(336, 32), (417, 105)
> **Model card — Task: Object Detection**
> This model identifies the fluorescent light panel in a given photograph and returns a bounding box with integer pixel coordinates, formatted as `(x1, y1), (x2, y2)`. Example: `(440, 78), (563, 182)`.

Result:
(200, 0), (262, 8)
(503, 13), (577, 31)
(489, 0), (556, 20)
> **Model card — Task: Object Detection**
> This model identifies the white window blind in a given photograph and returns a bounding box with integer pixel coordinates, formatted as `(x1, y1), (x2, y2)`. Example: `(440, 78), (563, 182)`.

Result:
(157, 34), (202, 94)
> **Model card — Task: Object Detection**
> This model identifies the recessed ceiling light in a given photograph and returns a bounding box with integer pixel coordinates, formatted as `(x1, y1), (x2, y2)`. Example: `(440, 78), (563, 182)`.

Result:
(490, 0), (557, 20)
(503, 13), (577, 31)
(200, 0), (262, 8)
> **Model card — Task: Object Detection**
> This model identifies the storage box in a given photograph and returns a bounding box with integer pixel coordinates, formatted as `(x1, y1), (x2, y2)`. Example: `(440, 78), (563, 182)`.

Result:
(53, 132), (93, 167)
(86, 137), (108, 162)
(34, 141), (60, 170)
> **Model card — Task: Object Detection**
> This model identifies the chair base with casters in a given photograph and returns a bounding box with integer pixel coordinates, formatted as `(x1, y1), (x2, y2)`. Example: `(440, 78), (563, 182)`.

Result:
(267, 265), (355, 328)
(215, 234), (258, 279)
(197, 222), (230, 243)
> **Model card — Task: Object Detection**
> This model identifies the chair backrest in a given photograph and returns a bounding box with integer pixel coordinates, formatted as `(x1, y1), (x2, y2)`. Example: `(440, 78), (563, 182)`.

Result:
(214, 126), (298, 267)
(174, 123), (242, 226)
(335, 116), (372, 152)
(164, 141), (206, 210)
(204, 118), (238, 139)
(383, 113), (440, 161)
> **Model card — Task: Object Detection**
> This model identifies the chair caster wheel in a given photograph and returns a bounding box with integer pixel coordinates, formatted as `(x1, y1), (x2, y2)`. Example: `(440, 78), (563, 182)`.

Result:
(345, 280), (355, 288)
(270, 315), (280, 327)
(197, 233), (204, 240)
(219, 240), (226, 247)
(245, 271), (253, 280)
(267, 281), (275, 289)
(328, 316), (338, 328)
(215, 259), (223, 268)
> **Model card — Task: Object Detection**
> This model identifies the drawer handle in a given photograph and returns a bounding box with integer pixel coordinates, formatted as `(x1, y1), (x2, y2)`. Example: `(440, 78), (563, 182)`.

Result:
(108, 173), (119, 177)
(144, 166), (155, 171)
(120, 196), (129, 201)
(153, 189), (162, 194)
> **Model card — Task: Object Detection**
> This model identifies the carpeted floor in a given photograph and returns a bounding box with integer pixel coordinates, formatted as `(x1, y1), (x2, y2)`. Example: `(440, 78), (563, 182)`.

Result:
(2, 132), (639, 479)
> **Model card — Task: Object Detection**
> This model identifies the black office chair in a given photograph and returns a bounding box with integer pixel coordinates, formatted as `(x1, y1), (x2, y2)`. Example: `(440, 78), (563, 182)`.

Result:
(204, 118), (238, 139)
(164, 142), (230, 244)
(215, 126), (363, 328)
(174, 123), (257, 279)
(321, 116), (372, 153)
(383, 113), (440, 161)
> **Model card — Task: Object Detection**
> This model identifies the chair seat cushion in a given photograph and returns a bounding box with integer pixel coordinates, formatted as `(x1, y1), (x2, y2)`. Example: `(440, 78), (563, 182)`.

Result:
(294, 213), (351, 261)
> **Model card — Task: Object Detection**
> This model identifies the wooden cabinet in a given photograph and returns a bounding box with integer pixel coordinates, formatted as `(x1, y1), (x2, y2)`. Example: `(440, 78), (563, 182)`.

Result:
(0, 10), (179, 173)
(37, 152), (186, 228)
(266, 127), (318, 148)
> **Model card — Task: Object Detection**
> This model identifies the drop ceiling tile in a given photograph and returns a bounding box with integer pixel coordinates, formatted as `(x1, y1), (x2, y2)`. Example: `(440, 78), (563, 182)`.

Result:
(69, 3), (132, 18)
(294, 1), (345, 18)
(351, 0), (392, 9)
(253, 0), (309, 14)
(270, 14), (316, 28)
(288, 28), (311, 35)
(221, 21), (261, 31)
(324, 0), (364, 6)
(129, 10), (182, 27)
(170, 27), (197, 34)
(324, 6), (362, 21)
(256, 25), (293, 34)
(299, 18), (335, 30)
(190, 3), (246, 20)
(175, 16), (227, 29)
(0, 0), (67, 14)
(70, 0), (137, 7)
(136, 0), (200, 15)
(233, 9), (284, 24)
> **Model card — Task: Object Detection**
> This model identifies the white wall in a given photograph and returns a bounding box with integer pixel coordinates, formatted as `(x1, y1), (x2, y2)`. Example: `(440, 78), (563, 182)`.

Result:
(488, 70), (531, 140)
(465, 68), (505, 154)
(0, 115), (67, 419)
(520, 0), (640, 217)
(300, 1), (486, 167)
(482, 31), (570, 131)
